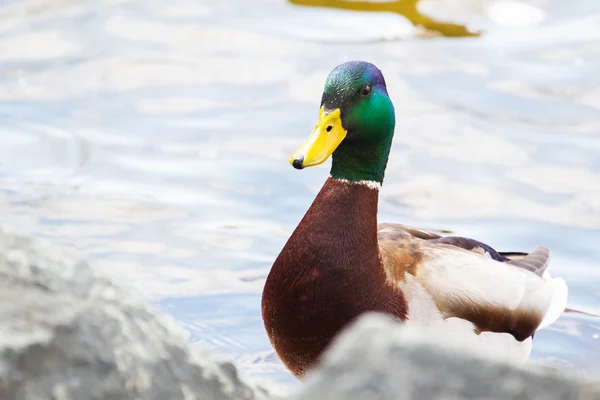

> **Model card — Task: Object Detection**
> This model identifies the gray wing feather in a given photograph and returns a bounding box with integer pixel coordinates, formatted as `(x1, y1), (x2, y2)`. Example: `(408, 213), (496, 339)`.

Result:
(377, 223), (442, 241)
(505, 247), (551, 278)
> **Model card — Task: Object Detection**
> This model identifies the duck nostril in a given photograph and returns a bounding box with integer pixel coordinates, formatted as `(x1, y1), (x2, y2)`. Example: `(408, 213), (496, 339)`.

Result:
(292, 157), (304, 170)
(326, 125), (333, 132)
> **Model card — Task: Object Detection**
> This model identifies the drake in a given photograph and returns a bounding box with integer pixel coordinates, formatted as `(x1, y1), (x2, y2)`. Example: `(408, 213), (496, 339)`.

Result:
(261, 61), (568, 378)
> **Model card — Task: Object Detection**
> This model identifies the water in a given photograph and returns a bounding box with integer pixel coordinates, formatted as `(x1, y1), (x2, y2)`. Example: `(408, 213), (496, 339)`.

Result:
(1, 0), (600, 391)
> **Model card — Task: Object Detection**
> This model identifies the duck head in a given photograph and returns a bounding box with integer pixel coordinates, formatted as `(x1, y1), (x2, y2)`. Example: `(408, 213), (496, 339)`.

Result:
(290, 61), (396, 184)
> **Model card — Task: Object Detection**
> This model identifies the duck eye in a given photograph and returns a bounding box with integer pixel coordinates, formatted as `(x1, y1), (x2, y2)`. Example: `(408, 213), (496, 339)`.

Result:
(359, 85), (371, 97)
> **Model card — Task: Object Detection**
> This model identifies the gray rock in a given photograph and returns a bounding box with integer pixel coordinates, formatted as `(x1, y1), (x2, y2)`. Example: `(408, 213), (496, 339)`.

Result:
(293, 313), (600, 400)
(0, 229), (275, 400)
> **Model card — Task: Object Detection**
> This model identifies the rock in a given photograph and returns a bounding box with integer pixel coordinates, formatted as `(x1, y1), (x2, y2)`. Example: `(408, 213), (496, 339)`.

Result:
(293, 313), (600, 400)
(0, 229), (276, 400)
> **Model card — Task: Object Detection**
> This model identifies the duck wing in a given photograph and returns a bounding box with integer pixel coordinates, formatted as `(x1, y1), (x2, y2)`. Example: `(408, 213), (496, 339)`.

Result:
(377, 223), (567, 343)
(378, 223), (550, 277)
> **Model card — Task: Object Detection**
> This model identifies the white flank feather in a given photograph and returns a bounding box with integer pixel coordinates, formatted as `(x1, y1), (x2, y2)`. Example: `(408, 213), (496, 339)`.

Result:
(397, 245), (568, 363)
(400, 274), (533, 364)
(537, 277), (568, 330)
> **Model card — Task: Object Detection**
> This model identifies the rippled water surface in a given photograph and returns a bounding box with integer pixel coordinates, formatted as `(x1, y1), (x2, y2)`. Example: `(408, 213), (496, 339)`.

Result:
(2, 0), (600, 390)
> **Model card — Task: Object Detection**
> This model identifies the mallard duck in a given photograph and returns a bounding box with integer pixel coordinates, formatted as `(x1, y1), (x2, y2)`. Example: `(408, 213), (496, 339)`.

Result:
(261, 61), (568, 378)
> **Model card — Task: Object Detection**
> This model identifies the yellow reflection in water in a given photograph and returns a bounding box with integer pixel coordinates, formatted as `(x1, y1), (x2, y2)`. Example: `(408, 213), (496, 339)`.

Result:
(288, 0), (479, 38)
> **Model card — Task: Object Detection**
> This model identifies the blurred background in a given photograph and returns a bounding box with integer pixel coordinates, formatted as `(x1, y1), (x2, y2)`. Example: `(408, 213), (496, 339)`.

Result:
(1, 0), (600, 391)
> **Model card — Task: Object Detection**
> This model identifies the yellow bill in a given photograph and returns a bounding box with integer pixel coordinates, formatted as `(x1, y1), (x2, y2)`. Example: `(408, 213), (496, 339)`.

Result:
(290, 107), (347, 169)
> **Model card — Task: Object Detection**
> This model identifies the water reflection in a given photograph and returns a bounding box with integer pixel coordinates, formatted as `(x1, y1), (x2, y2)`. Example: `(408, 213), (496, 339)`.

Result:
(289, 0), (479, 37)
(0, 0), (599, 391)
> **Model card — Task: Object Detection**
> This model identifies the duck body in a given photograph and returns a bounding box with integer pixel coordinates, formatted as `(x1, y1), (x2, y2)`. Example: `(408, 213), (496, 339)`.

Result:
(261, 61), (568, 378)
(262, 178), (407, 376)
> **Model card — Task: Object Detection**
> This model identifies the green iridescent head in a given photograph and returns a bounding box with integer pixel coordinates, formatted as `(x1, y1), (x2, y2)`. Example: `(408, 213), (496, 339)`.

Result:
(290, 61), (396, 184)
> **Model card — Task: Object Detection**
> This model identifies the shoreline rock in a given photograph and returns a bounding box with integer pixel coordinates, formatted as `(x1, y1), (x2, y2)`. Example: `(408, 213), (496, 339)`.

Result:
(293, 313), (600, 400)
(0, 229), (276, 400)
